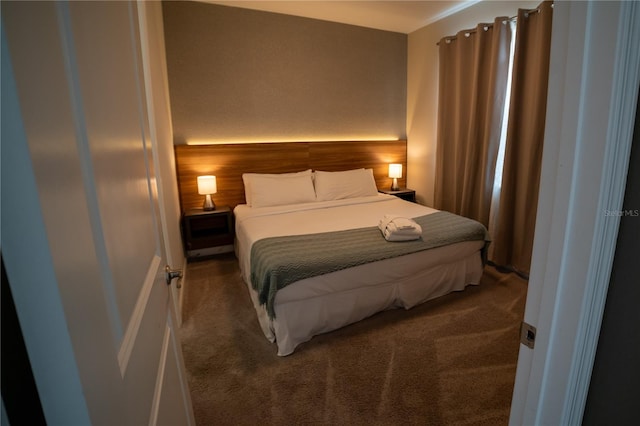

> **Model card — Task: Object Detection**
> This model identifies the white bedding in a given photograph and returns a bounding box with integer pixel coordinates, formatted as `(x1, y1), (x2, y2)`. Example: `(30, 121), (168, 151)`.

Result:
(234, 194), (485, 356)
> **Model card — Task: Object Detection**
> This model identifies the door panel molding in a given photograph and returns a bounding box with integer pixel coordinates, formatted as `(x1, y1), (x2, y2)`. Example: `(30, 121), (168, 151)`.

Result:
(118, 254), (162, 375)
(149, 321), (171, 425)
(56, 0), (125, 343)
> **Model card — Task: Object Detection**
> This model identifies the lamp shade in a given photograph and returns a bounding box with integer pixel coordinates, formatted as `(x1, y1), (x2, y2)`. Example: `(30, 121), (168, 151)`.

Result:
(197, 175), (217, 195)
(388, 164), (402, 179)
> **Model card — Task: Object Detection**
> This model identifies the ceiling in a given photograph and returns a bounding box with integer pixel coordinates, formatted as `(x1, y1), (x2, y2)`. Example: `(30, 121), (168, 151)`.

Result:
(205, 1), (482, 34)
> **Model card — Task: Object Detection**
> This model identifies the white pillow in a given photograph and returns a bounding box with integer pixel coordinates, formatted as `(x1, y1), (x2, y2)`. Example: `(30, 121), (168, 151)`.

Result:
(314, 168), (378, 201)
(242, 170), (312, 206)
(249, 173), (316, 208)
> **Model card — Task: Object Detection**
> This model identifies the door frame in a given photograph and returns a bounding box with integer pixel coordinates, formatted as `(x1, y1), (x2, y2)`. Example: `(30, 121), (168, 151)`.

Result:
(136, 0), (187, 325)
(509, 1), (640, 424)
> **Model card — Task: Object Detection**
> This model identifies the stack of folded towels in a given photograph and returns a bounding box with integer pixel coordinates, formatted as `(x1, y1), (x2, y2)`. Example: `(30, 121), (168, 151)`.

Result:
(378, 214), (423, 241)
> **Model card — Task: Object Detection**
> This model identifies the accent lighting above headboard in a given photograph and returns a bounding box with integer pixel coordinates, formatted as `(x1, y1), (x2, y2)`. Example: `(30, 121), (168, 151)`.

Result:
(174, 140), (407, 212)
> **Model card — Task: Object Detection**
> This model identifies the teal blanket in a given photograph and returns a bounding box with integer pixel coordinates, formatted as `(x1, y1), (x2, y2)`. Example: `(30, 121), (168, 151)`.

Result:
(250, 211), (489, 319)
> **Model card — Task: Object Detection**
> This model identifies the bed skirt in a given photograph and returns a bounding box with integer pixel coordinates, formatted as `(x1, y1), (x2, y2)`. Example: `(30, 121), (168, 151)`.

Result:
(242, 239), (484, 356)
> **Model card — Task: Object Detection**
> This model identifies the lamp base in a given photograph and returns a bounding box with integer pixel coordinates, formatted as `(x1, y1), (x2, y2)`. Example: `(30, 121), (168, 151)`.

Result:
(391, 178), (399, 191)
(203, 194), (216, 211)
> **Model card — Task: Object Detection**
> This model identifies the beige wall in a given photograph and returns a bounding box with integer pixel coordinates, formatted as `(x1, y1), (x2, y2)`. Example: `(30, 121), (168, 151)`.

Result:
(162, 1), (540, 204)
(407, 0), (538, 206)
(162, 1), (407, 144)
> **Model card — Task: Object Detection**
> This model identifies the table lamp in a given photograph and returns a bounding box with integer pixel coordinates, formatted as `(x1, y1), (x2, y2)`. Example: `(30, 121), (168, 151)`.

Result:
(388, 164), (402, 191)
(197, 175), (217, 210)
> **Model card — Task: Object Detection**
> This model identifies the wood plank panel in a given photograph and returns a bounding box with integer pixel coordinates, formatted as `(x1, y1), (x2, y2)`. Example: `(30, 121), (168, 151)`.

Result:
(309, 141), (407, 191)
(175, 143), (309, 211)
(174, 140), (407, 211)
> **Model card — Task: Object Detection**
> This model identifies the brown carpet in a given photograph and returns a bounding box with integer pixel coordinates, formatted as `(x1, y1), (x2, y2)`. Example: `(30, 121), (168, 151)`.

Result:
(179, 253), (527, 425)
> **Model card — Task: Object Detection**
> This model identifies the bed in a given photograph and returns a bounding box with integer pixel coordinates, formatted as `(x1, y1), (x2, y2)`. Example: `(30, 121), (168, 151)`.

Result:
(173, 141), (489, 356)
(234, 168), (489, 356)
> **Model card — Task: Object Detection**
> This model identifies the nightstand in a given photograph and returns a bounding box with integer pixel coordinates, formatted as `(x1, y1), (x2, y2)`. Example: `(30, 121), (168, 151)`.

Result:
(379, 188), (417, 203)
(181, 206), (234, 260)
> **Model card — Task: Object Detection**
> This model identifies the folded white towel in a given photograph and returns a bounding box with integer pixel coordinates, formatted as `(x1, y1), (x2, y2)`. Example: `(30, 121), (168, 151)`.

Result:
(378, 214), (411, 231)
(386, 222), (421, 235)
(378, 215), (422, 241)
(383, 228), (421, 241)
(387, 216), (418, 230)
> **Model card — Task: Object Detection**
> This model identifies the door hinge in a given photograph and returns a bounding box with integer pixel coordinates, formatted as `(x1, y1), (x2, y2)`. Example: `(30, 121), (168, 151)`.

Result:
(520, 321), (537, 349)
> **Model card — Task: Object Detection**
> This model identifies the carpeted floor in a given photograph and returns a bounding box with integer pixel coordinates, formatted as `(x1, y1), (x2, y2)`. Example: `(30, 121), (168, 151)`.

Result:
(179, 253), (527, 425)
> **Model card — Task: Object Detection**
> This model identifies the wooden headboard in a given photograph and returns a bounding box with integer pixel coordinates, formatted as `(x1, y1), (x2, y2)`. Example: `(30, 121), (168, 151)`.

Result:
(174, 140), (407, 211)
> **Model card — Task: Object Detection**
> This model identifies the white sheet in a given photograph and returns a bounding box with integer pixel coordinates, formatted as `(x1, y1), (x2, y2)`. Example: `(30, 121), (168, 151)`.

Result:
(234, 194), (485, 355)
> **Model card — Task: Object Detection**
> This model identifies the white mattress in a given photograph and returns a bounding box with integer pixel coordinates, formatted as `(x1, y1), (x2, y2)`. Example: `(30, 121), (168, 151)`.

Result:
(234, 194), (485, 355)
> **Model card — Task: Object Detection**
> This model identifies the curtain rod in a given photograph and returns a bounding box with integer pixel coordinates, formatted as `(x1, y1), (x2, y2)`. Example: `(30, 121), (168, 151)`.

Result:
(436, 3), (552, 46)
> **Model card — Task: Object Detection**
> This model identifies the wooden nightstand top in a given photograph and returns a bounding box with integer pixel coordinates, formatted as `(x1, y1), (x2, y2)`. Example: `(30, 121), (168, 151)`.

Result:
(379, 188), (414, 196)
(379, 188), (416, 202)
(184, 205), (231, 217)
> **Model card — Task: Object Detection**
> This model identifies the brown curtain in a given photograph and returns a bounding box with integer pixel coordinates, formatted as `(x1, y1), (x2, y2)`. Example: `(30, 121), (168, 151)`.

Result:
(491, 1), (554, 275)
(434, 17), (514, 227)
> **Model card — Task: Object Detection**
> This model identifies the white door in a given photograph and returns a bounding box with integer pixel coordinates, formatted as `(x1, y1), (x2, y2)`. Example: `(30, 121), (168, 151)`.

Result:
(1, 1), (194, 425)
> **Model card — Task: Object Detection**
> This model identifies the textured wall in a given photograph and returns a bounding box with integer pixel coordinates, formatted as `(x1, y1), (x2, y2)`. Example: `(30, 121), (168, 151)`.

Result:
(162, 1), (407, 144)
